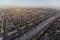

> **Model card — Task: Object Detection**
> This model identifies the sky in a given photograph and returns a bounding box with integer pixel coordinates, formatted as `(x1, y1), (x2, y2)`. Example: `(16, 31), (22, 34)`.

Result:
(0, 0), (60, 8)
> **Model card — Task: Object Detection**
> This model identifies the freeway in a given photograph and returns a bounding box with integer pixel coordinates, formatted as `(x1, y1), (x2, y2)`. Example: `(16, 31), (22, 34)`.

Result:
(1, 13), (52, 40)
(16, 14), (59, 40)
(39, 17), (60, 40)
(0, 13), (59, 40)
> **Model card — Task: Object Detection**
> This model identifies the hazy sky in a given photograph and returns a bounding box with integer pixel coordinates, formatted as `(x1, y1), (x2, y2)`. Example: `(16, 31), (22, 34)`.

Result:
(0, 0), (60, 8)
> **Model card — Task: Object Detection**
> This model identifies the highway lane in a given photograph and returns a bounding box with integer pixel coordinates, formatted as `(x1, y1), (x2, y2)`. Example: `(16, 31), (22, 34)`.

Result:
(39, 17), (60, 40)
(5, 14), (51, 39)
(18, 14), (59, 40)
(0, 13), (55, 40)
(3, 14), (52, 40)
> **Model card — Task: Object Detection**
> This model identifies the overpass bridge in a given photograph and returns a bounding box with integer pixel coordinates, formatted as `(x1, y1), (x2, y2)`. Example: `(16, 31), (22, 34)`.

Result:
(0, 13), (60, 40)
